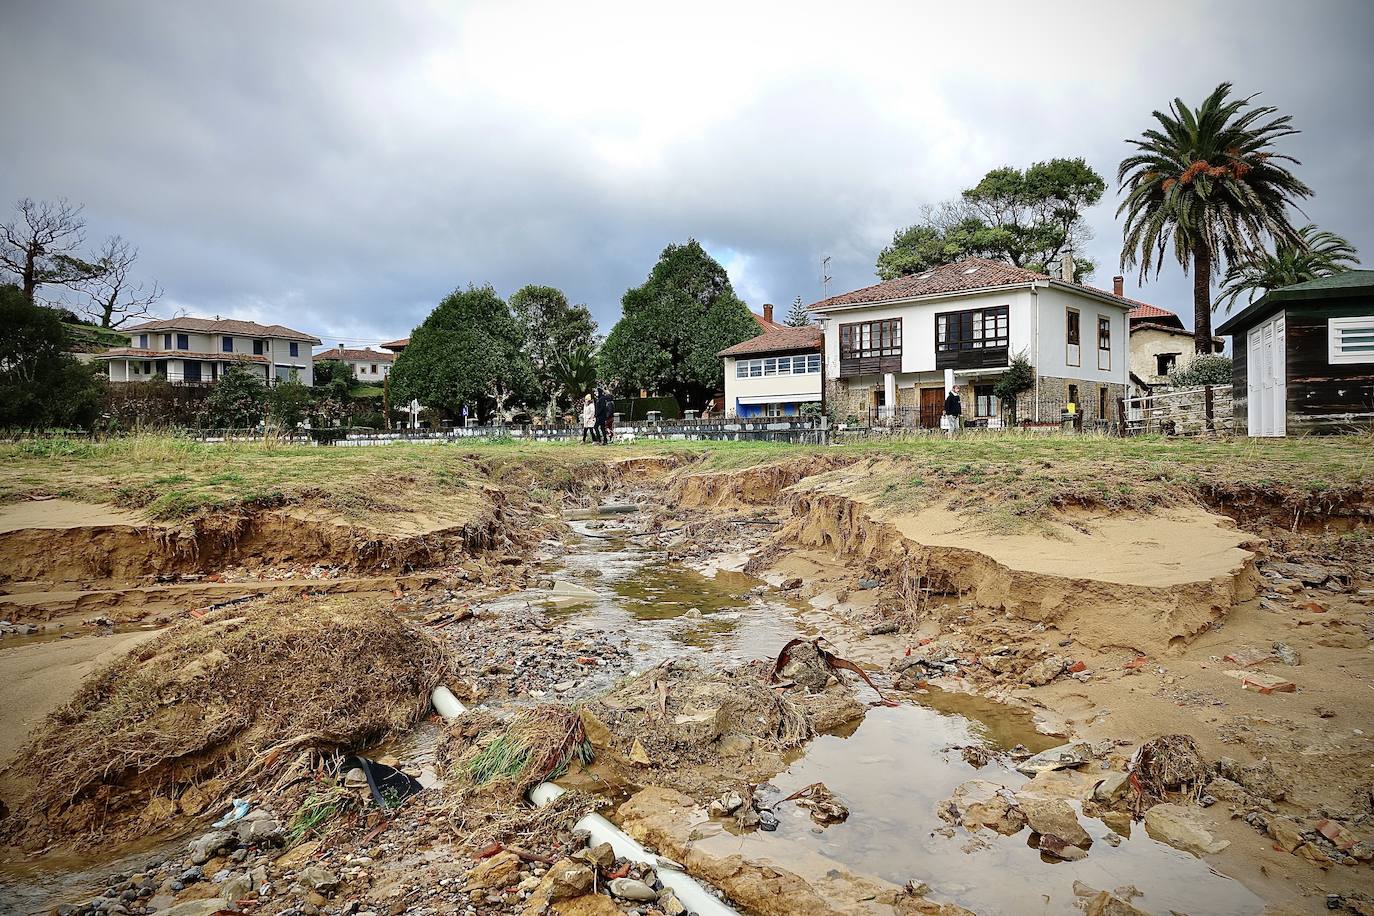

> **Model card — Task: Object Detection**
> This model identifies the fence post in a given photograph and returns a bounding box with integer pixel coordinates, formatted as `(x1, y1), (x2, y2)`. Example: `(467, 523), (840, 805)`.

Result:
(1204, 385), (1215, 434)
(1117, 397), (1127, 437)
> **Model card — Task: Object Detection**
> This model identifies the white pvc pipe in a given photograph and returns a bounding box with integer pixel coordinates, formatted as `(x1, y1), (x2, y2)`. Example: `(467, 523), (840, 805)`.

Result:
(430, 685), (467, 720)
(529, 781), (737, 916)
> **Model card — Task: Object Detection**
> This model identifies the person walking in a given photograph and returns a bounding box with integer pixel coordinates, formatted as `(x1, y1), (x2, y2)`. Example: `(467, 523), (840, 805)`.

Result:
(943, 388), (962, 436)
(595, 388), (614, 444)
(581, 393), (598, 444)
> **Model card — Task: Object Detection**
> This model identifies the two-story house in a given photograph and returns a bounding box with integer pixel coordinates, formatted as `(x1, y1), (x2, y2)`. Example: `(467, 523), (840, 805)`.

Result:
(315, 345), (395, 381)
(96, 317), (321, 385)
(809, 258), (1131, 426)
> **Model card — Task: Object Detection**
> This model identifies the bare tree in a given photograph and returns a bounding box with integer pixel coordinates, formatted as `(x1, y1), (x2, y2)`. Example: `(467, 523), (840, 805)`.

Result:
(0, 198), (105, 302)
(81, 235), (163, 328)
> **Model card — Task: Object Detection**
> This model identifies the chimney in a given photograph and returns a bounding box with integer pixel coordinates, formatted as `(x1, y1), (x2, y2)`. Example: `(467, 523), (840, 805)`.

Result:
(1059, 252), (1075, 283)
(763, 303), (774, 324)
(1113, 276), (1124, 298)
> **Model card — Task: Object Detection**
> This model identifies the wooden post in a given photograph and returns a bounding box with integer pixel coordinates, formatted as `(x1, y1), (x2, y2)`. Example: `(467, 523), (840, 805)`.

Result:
(1117, 397), (1127, 437)
(1204, 385), (1215, 434)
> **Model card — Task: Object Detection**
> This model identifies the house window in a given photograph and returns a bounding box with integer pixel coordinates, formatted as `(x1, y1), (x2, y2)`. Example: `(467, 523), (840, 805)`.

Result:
(223, 336), (234, 353)
(808, 354), (820, 373)
(143, 361), (152, 374)
(736, 354), (821, 377)
(253, 339), (264, 355)
(763, 357), (777, 376)
(1329, 316), (1374, 364)
(289, 342), (300, 358)
(163, 333), (172, 349)
(1066, 309), (1081, 366)
(174, 333), (188, 350)
(974, 384), (998, 418)
(1097, 317), (1111, 370)
(839, 319), (902, 360)
(1156, 352), (1179, 376)
(275, 366), (298, 382)
(370, 364), (378, 374)
(137, 334), (148, 348)
(936, 306), (1009, 353)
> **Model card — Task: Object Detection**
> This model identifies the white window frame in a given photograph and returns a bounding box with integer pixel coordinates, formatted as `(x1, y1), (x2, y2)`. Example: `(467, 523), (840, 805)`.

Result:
(1329, 316), (1374, 364)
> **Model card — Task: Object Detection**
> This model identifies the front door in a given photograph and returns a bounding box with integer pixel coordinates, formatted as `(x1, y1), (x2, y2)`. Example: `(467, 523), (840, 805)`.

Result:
(1246, 313), (1286, 436)
(919, 387), (944, 429)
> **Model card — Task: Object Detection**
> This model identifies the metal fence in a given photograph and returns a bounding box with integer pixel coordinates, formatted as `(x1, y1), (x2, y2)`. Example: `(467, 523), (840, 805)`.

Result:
(849, 400), (1124, 436)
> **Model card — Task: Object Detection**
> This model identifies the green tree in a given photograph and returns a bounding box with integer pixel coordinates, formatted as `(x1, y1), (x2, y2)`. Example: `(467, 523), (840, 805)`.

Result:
(1168, 354), (1233, 387)
(598, 240), (758, 408)
(509, 284), (598, 417)
(992, 351), (1035, 424)
(0, 284), (104, 429)
(309, 358), (356, 426)
(548, 343), (598, 409)
(1216, 225), (1360, 312)
(784, 295), (812, 327)
(389, 284), (535, 422)
(876, 159), (1105, 281)
(202, 364), (266, 429)
(1118, 82), (1312, 354)
(266, 377), (312, 431)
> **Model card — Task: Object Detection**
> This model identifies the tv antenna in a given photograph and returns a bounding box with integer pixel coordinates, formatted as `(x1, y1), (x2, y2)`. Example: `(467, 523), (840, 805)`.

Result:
(821, 256), (832, 299)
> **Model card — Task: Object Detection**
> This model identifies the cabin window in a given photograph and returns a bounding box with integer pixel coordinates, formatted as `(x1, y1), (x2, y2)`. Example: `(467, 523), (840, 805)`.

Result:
(936, 306), (1008, 353)
(1097, 317), (1111, 370)
(1329, 316), (1374, 364)
(840, 319), (902, 359)
(176, 334), (189, 350)
(289, 342), (300, 357)
(222, 336), (234, 353)
(253, 339), (264, 355)
(1065, 309), (1081, 366)
(1156, 352), (1178, 376)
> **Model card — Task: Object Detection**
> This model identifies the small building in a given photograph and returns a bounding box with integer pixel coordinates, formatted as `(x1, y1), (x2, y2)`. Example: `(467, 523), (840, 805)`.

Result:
(1126, 293), (1223, 389)
(808, 257), (1131, 427)
(96, 317), (321, 385)
(718, 310), (823, 417)
(380, 337), (409, 354)
(315, 345), (395, 380)
(1216, 271), (1374, 436)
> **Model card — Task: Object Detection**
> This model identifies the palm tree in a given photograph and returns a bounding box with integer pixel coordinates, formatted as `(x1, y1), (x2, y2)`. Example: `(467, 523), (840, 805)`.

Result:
(548, 343), (598, 417)
(1118, 82), (1312, 353)
(1216, 225), (1360, 311)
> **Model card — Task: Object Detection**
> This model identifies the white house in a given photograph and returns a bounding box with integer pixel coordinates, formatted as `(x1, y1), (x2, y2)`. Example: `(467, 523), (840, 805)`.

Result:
(809, 257), (1131, 427)
(719, 320), (823, 417)
(96, 317), (321, 385)
(315, 345), (395, 381)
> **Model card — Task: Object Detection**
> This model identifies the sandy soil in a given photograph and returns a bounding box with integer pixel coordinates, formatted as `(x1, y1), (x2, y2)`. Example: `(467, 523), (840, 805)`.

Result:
(0, 629), (159, 765)
(0, 499), (152, 533)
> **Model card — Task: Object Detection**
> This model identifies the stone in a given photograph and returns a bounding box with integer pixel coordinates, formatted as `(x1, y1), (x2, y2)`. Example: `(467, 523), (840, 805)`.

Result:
(657, 888), (687, 916)
(1143, 803), (1229, 856)
(1225, 670), (1296, 694)
(220, 872), (251, 902)
(1085, 891), (1149, 916)
(1267, 562), (1329, 585)
(708, 791), (745, 817)
(466, 852), (520, 891)
(578, 708), (613, 748)
(234, 814), (284, 845)
(1023, 656), (1066, 686)
(1268, 818), (1306, 853)
(1038, 833), (1087, 861)
(1216, 757), (1290, 801)
(297, 865), (340, 894)
(1222, 647), (1276, 667)
(608, 878), (658, 902)
(574, 842), (615, 870)
(343, 767), (369, 788)
(1202, 777), (1247, 803)
(550, 895), (624, 916)
(1014, 743), (1089, 776)
(717, 733), (753, 758)
(157, 902), (231, 916)
(1272, 642), (1301, 665)
(939, 780), (1026, 836)
(187, 831), (233, 866)
(629, 737), (652, 766)
(669, 706), (726, 744)
(546, 861), (594, 900)
(178, 866), (204, 884)
(1092, 772), (1130, 804)
(1015, 794), (1091, 848)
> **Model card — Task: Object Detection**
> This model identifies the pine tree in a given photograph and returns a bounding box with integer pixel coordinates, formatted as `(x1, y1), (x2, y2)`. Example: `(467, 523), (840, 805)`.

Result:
(784, 295), (811, 327)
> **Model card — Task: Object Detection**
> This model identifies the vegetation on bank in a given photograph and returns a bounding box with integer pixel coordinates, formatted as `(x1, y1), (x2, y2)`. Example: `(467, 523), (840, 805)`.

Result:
(1, 434), (1369, 528)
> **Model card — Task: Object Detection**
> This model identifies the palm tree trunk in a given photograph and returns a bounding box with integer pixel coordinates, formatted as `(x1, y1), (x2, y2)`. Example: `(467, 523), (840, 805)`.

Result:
(1192, 246), (1214, 355)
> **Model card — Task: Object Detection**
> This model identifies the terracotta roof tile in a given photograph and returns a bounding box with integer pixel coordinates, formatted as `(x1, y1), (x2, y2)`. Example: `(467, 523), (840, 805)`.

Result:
(1126, 303), (1176, 321)
(809, 258), (1049, 309)
(126, 316), (321, 344)
(752, 310), (786, 331)
(380, 337), (409, 351)
(315, 346), (395, 362)
(718, 325), (822, 357)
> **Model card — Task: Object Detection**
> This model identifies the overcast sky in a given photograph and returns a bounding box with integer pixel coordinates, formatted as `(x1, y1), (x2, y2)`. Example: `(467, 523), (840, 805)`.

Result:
(3, 1), (1371, 347)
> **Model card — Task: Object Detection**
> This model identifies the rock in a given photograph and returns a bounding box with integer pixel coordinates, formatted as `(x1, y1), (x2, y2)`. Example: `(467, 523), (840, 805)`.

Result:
(1267, 817), (1307, 853)
(578, 708), (613, 748)
(1038, 833), (1087, 861)
(791, 782), (849, 824)
(779, 577), (803, 590)
(574, 842), (615, 870)
(1085, 891), (1149, 916)
(1143, 803), (1229, 856)
(657, 888), (688, 916)
(1222, 646), (1276, 667)
(466, 851), (520, 891)
(1014, 743), (1088, 776)
(187, 831), (233, 866)
(1092, 772), (1130, 804)
(1267, 562), (1329, 585)
(220, 872), (251, 902)
(629, 737), (653, 766)
(708, 791), (745, 817)
(343, 766), (369, 788)
(608, 878), (658, 902)
(178, 866), (204, 884)
(1202, 777), (1247, 803)
(758, 810), (780, 831)
(670, 706), (726, 744)
(1272, 642), (1301, 665)
(297, 865), (340, 894)
(546, 861), (594, 900)
(866, 621), (899, 636)
(550, 895), (624, 916)
(1225, 670), (1296, 694)
(233, 813), (284, 845)
(1023, 656), (1066, 686)
(717, 733), (753, 758)
(939, 780), (1026, 836)
(1216, 757), (1290, 801)
(158, 902), (232, 916)
(1016, 794), (1091, 848)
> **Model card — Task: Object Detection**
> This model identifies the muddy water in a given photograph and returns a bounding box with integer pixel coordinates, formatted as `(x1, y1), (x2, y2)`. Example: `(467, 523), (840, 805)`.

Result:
(541, 517), (1264, 916)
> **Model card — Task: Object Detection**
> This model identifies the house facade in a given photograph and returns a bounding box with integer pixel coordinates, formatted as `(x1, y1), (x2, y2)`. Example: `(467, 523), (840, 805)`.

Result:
(96, 317), (321, 385)
(719, 321), (823, 417)
(315, 345), (395, 380)
(1127, 299), (1224, 388)
(809, 258), (1131, 427)
(1216, 270), (1374, 437)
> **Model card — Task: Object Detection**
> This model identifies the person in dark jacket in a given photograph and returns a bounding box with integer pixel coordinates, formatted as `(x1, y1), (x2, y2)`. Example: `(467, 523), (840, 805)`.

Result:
(597, 389), (615, 443)
(943, 389), (962, 435)
(592, 387), (610, 444)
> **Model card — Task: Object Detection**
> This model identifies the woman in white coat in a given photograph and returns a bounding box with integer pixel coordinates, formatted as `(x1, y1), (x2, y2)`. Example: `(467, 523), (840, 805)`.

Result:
(581, 394), (599, 443)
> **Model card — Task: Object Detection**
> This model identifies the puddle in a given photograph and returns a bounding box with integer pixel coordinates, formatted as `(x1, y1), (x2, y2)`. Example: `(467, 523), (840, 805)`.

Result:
(0, 832), (191, 916)
(686, 703), (1262, 916)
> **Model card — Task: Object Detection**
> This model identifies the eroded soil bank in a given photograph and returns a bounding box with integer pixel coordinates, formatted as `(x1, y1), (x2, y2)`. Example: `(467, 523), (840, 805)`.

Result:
(1, 447), (1372, 916)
